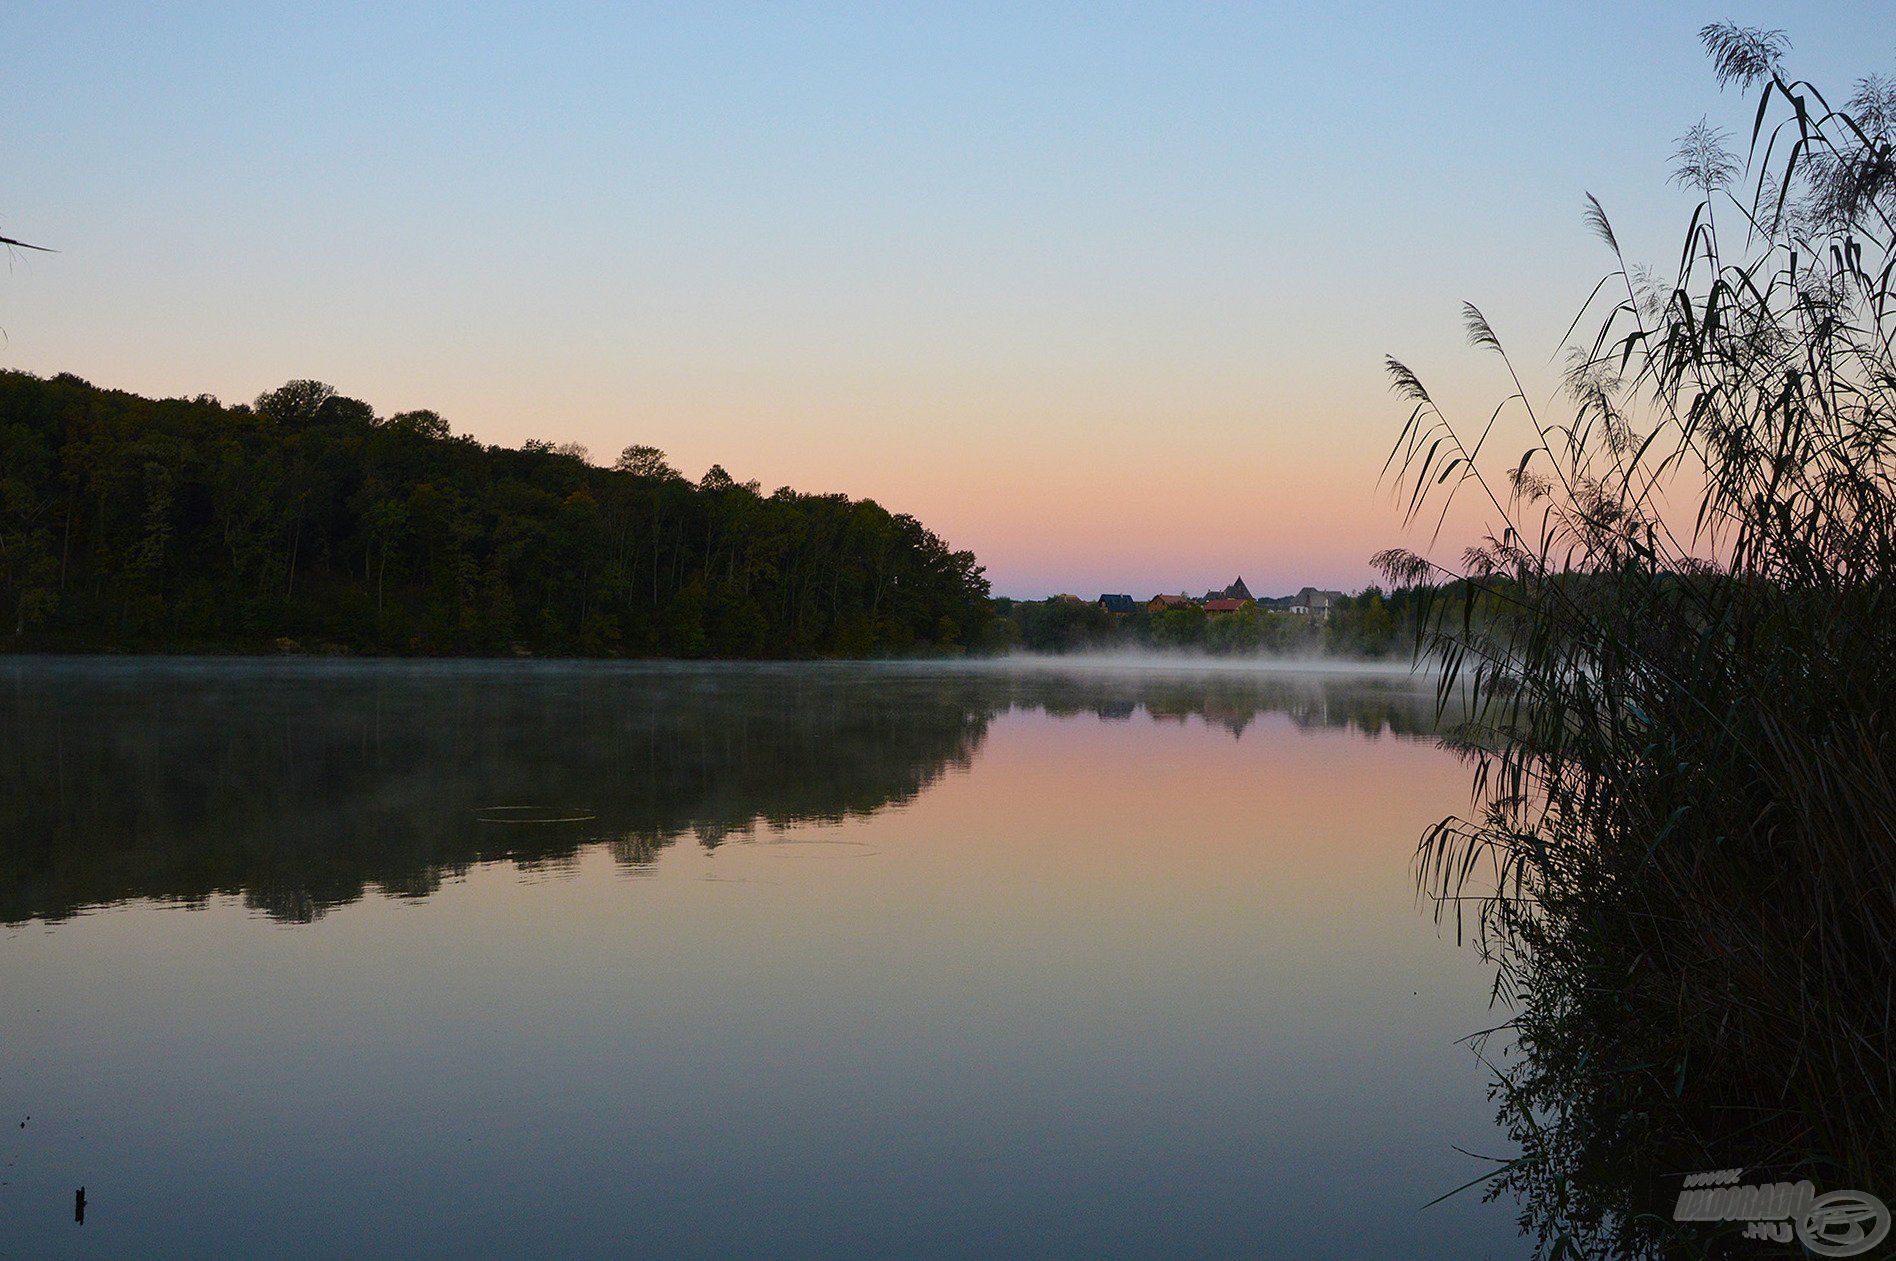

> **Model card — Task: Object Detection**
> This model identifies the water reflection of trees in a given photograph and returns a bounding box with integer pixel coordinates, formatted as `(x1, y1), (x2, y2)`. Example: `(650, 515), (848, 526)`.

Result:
(988, 670), (1446, 741)
(0, 662), (1442, 924)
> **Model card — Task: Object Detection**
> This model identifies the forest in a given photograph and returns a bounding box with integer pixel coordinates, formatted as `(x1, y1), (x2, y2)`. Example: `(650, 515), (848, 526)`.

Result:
(0, 371), (992, 657)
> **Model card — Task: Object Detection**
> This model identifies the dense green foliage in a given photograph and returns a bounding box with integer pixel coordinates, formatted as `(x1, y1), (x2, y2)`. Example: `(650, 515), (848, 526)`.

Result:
(0, 371), (990, 656)
(990, 588), (1409, 656)
(1383, 25), (1896, 1256)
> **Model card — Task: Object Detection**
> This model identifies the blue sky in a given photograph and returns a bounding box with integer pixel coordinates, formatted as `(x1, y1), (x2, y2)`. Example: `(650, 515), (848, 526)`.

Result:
(2, 3), (1880, 595)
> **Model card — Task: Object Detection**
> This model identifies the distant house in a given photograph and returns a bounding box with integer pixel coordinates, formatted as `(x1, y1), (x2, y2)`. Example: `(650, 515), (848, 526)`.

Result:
(1146, 593), (1194, 612)
(1202, 576), (1254, 603)
(1097, 593), (1137, 614)
(1286, 586), (1347, 618)
(1203, 597), (1254, 614)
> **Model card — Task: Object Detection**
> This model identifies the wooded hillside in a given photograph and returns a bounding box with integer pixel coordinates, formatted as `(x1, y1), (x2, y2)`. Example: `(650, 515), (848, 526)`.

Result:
(0, 371), (991, 656)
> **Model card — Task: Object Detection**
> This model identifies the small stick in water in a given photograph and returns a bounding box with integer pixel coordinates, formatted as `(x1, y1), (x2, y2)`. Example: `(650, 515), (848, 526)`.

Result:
(75, 1186), (86, 1224)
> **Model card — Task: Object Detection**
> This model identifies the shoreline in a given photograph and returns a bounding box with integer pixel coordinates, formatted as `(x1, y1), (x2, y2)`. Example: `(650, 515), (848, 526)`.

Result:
(0, 649), (1434, 678)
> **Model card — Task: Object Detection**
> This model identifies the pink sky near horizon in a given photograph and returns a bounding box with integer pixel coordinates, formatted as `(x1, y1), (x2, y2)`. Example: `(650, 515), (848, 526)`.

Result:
(2, 4), (1866, 599)
(0, 340), (1485, 600)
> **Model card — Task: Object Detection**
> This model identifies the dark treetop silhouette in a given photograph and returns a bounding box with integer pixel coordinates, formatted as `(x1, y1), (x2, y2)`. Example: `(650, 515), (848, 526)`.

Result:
(0, 371), (990, 657)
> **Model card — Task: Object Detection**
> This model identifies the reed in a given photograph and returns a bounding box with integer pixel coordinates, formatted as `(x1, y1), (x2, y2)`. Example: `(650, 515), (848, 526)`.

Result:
(1377, 24), (1896, 1256)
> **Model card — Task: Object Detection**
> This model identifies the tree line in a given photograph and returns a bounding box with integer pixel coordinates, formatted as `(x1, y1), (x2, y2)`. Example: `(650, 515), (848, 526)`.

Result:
(0, 371), (991, 656)
(990, 588), (1419, 656)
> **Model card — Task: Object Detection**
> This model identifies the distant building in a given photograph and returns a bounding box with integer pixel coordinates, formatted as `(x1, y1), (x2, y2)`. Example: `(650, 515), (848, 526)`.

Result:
(1287, 586), (1347, 618)
(1203, 597), (1254, 614)
(1146, 593), (1195, 612)
(1097, 593), (1137, 614)
(1202, 576), (1254, 602)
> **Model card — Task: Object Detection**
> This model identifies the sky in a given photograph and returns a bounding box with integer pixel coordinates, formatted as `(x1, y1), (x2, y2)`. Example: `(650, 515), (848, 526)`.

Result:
(0, 3), (1880, 598)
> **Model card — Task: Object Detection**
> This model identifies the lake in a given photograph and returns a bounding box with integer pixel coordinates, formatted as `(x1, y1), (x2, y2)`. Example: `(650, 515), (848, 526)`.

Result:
(0, 658), (1520, 1258)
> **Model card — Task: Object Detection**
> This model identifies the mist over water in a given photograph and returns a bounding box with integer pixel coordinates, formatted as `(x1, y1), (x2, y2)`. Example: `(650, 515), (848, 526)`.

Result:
(0, 659), (1510, 1257)
(970, 648), (1440, 677)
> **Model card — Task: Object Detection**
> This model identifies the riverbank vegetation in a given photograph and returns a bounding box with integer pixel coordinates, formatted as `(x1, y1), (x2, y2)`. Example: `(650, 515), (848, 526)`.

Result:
(1380, 25), (1896, 1256)
(0, 372), (990, 657)
(990, 587), (1414, 656)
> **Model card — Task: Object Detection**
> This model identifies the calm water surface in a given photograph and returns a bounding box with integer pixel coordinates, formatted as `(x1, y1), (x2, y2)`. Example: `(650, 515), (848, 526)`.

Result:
(0, 659), (1519, 1257)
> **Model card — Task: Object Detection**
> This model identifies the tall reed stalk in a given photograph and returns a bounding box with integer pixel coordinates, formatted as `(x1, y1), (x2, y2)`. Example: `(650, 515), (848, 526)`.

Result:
(1377, 24), (1896, 1256)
